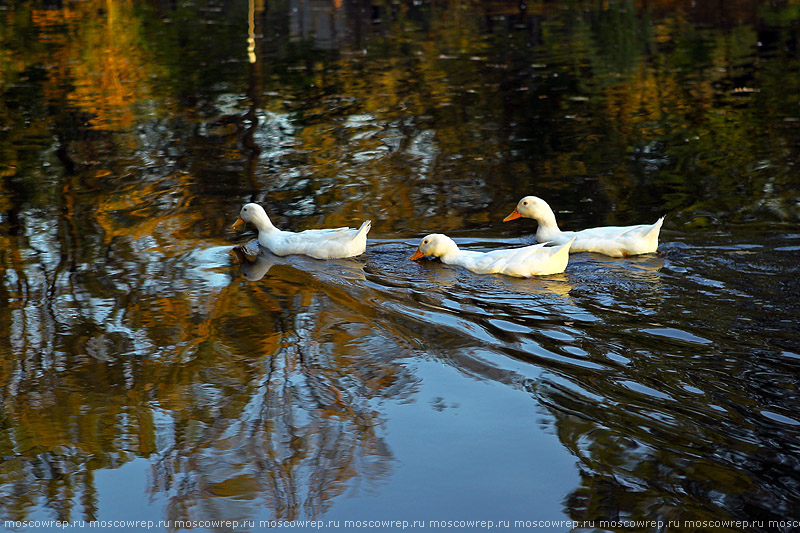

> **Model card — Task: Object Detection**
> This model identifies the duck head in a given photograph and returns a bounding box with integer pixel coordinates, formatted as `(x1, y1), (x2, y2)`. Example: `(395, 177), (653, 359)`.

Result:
(409, 234), (459, 260)
(503, 196), (553, 222)
(232, 203), (273, 231)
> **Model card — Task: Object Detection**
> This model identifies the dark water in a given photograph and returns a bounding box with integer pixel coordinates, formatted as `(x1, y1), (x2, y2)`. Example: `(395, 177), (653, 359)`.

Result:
(1, 0), (800, 531)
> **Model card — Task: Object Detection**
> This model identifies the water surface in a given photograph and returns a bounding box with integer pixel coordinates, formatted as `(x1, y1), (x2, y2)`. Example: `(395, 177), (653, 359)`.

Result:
(1, 0), (799, 531)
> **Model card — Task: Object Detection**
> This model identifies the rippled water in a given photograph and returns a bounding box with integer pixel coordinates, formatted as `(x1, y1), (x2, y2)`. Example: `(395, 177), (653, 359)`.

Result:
(1, 0), (800, 531)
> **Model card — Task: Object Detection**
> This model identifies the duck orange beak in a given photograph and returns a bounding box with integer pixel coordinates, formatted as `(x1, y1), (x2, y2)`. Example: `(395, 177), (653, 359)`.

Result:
(503, 209), (521, 222)
(231, 216), (245, 230)
(409, 248), (425, 261)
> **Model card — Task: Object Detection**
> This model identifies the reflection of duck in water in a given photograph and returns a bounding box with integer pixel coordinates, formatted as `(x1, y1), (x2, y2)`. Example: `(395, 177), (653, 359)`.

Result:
(231, 244), (367, 282)
(232, 202), (371, 259)
(499, 274), (575, 298)
(409, 234), (574, 277)
(230, 245), (279, 281)
(504, 196), (664, 257)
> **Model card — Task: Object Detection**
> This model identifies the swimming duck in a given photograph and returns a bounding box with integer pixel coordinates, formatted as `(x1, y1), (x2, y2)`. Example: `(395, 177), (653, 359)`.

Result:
(232, 203), (371, 259)
(503, 196), (664, 257)
(409, 234), (574, 277)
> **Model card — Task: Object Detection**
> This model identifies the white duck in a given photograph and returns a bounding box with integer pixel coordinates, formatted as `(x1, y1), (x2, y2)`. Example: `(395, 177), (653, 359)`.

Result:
(504, 196), (664, 257)
(232, 203), (371, 259)
(409, 234), (574, 277)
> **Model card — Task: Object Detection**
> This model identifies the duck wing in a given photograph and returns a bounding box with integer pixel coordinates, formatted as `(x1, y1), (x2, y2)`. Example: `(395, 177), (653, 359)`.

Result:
(617, 216), (665, 239)
(463, 243), (548, 274)
(270, 220), (371, 259)
(568, 236), (629, 257)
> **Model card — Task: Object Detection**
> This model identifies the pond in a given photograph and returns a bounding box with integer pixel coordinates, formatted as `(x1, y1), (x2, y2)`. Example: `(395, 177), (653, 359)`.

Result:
(1, 0), (799, 531)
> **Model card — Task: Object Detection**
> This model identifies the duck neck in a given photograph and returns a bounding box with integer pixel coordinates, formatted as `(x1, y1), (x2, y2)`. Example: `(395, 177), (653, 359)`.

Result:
(437, 243), (462, 265)
(252, 211), (279, 234)
(534, 208), (562, 241)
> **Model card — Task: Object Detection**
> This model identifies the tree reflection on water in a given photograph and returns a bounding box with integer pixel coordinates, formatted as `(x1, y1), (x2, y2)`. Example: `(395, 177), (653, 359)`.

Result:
(1, 0), (799, 528)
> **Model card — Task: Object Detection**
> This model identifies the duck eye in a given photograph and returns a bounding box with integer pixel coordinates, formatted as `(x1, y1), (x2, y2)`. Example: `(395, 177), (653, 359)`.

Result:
(522, 201), (528, 205)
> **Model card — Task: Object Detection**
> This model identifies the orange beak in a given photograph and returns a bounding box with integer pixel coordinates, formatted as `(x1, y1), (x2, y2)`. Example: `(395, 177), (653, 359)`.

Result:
(409, 248), (425, 261)
(231, 216), (245, 230)
(503, 209), (521, 222)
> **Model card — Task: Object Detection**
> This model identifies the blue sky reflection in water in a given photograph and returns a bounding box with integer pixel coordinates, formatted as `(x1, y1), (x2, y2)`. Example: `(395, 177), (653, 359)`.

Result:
(0, 0), (799, 531)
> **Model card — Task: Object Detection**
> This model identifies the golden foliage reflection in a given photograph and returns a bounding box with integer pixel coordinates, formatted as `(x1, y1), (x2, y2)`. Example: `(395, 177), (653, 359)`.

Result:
(32, 1), (161, 130)
(0, 0), (798, 526)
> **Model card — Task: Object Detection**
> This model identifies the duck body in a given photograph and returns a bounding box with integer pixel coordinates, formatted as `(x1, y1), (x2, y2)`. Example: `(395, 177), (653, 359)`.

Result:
(232, 203), (371, 259)
(410, 234), (573, 277)
(504, 196), (664, 257)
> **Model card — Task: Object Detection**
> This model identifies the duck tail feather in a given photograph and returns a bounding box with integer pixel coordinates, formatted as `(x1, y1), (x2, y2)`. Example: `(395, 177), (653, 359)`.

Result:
(357, 220), (372, 237)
